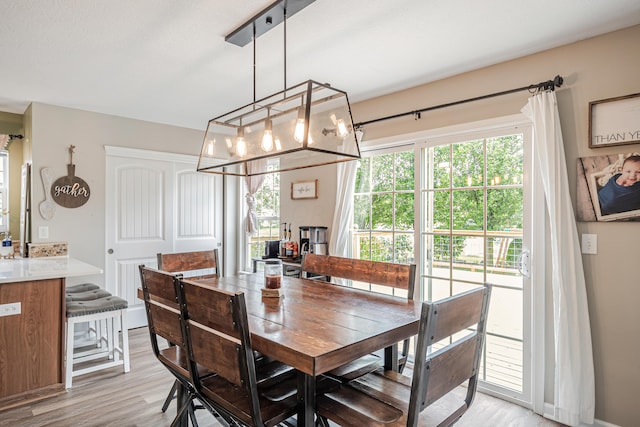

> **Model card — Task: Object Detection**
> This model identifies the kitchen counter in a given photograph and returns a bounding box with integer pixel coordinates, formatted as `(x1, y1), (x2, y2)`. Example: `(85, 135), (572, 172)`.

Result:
(0, 256), (102, 283)
(0, 256), (102, 411)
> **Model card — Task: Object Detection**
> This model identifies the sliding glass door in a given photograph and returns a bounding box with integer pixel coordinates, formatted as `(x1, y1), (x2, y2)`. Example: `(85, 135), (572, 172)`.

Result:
(419, 125), (533, 404)
(352, 121), (535, 407)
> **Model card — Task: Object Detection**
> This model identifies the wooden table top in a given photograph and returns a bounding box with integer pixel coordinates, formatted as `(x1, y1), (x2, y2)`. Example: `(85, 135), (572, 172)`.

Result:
(192, 273), (421, 377)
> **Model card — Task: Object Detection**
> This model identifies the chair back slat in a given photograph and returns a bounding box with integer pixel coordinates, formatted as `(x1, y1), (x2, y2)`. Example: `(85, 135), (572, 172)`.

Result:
(138, 265), (184, 352)
(430, 287), (486, 343)
(149, 303), (184, 345)
(188, 319), (244, 386)
(302, 253), (416, 295)
(182, 280), (241, 340)
(423, 333), (479, 407)
(158, 249), (219, 279)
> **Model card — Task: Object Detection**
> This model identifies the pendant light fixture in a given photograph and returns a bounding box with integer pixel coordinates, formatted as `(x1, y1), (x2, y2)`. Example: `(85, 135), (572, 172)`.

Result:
(197, 0), (360, 177)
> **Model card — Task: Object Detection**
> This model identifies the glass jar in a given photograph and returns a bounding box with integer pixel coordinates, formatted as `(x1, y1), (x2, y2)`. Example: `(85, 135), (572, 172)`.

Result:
(264, 259), (283, 289)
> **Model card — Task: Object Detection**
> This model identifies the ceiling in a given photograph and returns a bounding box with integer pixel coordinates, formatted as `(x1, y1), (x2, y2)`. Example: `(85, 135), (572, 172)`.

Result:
(1, 0), (640, 131)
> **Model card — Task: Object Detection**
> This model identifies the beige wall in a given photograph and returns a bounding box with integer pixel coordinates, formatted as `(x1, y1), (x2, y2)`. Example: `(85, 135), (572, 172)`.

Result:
(28, 103), (205, 285)
(279, 163), (337, 244)
(350, 24), (640, 427)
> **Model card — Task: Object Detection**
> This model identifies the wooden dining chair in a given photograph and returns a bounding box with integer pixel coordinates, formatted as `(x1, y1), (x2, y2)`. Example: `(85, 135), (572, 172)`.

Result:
(155, 248), (220, 412)
(176, 278), (300, 427)
(301, 254), (417, 380)
(138, 265), (212, 427)
(157, 249), (220, 280)
(316, 283), (492, 427)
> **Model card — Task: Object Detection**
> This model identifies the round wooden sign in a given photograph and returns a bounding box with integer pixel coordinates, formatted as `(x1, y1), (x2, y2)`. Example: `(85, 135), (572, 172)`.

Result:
(51, 164), (91, 208)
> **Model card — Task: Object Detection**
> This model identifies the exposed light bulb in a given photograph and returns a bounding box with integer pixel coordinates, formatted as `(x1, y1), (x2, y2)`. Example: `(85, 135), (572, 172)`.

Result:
(261, 118), (274, 152)
(294, 107), (306, 143)
(236, 127), (247, 157)
(225, 138), (233, 149)
(275, 138), (282, 151)
(207, 140), (214, 156)
(336, 119), (348, 138)
(236, 136), (247, 157)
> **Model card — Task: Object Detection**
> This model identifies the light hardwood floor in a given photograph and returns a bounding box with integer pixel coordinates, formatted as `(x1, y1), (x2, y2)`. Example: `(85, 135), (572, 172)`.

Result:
(0, 327), (564, 427)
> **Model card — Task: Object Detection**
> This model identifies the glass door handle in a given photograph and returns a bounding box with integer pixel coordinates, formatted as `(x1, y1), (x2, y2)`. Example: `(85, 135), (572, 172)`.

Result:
(517, 250), (530, 277)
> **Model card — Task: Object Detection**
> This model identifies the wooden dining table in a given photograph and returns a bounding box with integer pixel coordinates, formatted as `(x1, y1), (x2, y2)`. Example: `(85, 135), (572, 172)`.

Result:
(190, 273), (421, 427)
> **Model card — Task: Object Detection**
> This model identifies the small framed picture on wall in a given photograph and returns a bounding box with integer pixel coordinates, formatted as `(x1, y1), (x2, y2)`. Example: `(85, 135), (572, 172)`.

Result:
(589, 92), (640, 148)
(291, 180), (318, 200)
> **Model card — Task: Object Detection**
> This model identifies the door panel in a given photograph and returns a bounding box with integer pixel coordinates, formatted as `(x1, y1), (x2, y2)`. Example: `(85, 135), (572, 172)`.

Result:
(106, 149), (222, 328)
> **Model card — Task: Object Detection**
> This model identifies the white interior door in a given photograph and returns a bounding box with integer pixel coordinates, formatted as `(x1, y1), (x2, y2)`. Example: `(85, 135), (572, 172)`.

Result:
(105, 147), (222, 328)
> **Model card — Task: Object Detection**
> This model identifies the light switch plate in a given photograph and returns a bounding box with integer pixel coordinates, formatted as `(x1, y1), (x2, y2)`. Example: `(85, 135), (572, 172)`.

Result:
(581, 234), (597, 255)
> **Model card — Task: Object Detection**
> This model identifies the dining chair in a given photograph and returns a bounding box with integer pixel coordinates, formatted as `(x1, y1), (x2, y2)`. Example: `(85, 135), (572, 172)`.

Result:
(138, 265), (209, 427)
(157, 249), (220, 280)
(176, 278), (300, 427)
(301, 254), (416, 380)
(316, 283), (492, 427)
(156, 249), (220, 412)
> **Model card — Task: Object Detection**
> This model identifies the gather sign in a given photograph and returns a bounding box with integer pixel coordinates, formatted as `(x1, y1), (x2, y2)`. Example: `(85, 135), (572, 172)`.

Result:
(51, 146), (91, 208)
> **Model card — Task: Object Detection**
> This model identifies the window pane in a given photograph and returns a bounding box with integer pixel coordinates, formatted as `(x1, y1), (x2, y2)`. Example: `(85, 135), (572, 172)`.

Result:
(372, 154), (393, 192)
(354, 194), (371, 230)
(370, 233), (393, 262)
(487, 134), (523, 186)
(487, 188), (523, 231)
(432, 146), (450, 189)
(372, 194), (393, 230)
(452, 189), (484, 231)
(394, 193), (414, 231)
(431, 190), (451, 230)
(394, 233), (414, 264)
(452, 139), (484, 188)
(395, 151), (414, 190)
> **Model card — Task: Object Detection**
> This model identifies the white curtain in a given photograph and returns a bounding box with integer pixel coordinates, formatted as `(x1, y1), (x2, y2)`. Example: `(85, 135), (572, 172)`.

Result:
(521, 91), (595, 426)
(329, 130), (363, 257)
(244, 159), (267, 235)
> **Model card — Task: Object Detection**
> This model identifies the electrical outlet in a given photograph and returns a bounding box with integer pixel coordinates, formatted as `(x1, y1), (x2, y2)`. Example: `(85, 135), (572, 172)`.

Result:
(39, 226), (49, 239)
(0, 302), (21, 317)
(581, 234), (597, 255)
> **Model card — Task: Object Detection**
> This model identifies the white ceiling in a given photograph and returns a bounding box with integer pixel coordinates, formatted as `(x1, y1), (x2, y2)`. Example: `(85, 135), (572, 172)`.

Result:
(1, 0), (640, 131)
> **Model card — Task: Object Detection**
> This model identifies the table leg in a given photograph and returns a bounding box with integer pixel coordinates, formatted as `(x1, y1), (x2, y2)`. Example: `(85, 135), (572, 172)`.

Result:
(297, 371), (316, 427)
(384, 344), (399, 371)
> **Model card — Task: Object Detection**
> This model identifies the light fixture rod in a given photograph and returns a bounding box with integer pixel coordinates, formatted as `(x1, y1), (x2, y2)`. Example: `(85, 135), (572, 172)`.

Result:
(225, 0), (317, 47)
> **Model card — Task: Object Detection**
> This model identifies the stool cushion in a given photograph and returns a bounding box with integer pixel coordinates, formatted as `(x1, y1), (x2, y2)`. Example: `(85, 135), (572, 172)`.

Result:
(66, 283), (101, 293)
(66, 289), (112, 302)
(66, 296), (128, 318)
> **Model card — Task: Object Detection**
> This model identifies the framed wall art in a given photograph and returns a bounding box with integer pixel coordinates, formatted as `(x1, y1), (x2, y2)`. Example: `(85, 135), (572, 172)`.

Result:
(291, 179), (318, 200)
(576, 152), (640, 222)
(589, 92), (640, 148)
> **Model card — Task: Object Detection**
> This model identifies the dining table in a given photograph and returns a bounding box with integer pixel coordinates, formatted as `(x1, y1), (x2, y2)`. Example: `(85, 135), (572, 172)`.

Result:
(190, 272), (421, 427)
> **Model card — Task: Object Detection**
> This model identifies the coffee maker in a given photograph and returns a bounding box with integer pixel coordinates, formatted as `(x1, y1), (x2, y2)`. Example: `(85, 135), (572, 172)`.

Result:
(299, 226), (328, 256)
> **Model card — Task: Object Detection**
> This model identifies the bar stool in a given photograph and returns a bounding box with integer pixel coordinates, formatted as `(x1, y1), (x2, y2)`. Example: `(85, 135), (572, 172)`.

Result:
(65, 284), (112, 349)
(65, 295), (131, 388)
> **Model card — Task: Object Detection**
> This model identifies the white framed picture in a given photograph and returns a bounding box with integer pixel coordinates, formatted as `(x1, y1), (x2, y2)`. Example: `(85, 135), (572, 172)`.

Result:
(589, 93), (640, 148)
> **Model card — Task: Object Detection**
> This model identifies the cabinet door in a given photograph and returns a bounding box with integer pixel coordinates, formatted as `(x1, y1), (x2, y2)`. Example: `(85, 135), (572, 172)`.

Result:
(0, 279), (64, 399)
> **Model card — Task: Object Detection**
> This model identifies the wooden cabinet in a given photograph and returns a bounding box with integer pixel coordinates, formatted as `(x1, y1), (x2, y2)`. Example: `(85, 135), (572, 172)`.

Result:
(0, 278), (66, 411)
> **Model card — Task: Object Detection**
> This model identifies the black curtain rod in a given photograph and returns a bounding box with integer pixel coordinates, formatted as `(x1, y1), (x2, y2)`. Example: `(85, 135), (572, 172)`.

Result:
(354, 74), (564, 129)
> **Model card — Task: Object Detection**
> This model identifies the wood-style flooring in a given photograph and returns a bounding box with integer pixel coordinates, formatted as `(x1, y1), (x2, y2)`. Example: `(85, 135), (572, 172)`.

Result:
(0, 327), (564, 427)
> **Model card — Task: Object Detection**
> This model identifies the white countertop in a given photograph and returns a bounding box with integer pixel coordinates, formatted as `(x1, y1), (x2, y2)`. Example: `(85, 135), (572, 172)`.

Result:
(0, 257), (103, 284)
